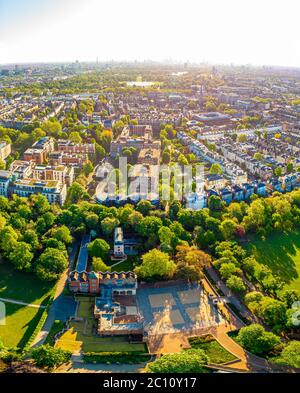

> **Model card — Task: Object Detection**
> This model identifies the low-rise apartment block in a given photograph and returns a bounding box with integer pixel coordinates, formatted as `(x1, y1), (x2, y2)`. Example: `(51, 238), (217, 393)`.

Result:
(0, 141), (11, 161)
(0, 170), (11, 197)
(48, 151), (89, 168)
(23, 137), (55, 164)
(110, 124), (160, 158)
(57, 139), (95, 155)
(12, 179), (67, 205)
(32, 164), (74, 186)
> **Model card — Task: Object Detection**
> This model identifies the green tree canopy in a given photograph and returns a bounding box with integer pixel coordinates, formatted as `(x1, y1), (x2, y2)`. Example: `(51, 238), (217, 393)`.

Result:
(145, 349), (208, 373)
(237, 324), (280, 355)
(88, 238), (110, 260)
(31, 345), (71, 369)
(35, 248), (68, 281)
(135, 249), (176, 280)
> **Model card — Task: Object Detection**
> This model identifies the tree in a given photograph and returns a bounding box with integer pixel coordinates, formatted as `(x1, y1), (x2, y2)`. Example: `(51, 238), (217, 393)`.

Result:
(112, 120), (125, 137)
(136, 200), (153, 216)
(85, 212), (99, 231)
(0, 225), (18, 254)
(242, 198), (271, 234)
(209, 163), (222, 175)
(254, 152), (263, 161)
(205, 101), (217, 112)
(82, 160), (94, 176)
(286, 162), (293, 174)
(128, 211), (143, 228)
(135, 249), (176, 280)
(161, 150), (171, 164)
(31, 127), (46, 143)
(261, 275), (283, 295)
(88, 238), (110, 260)
(35, 248), (68, 281)
(31, 345), (71, 369)
(95, 143), (106, 160)
(66, 182), (89, 204)
(101, 216), (120, 236)
(178, 153), (188, 166)
(69, 131), (82, 144)
(8, 242), (33, 271)
(0, 214), (6, 230)
(92, 257), (109, 272)
(276, 341), (300, 368)
(41, 120), (62, 137)
(51, 225), (72, 244)
(226, 275), (246, 294)
(100, 130), (113, 152)
(220, 219), (238, 240)
(208, 195), (222, 211)
(244, 291), (264, 306)
(137, 216), (162, 237)
(158, 226), (178, 253)
(219, 263), (242, 280)
(237, 324), (280, 355)
(30, 194), (51, 217)
(23, 229), (40, 250)
(274, 167), (282, 177)
(237, 134), (247, 143)
(258, 297), (287, 330)
(278, 289), (300, 308)
(176, 264), (201, 281)
(145, 349), (208, 373)
(175, 245), (212, 270)
(44, 238), (66, 251)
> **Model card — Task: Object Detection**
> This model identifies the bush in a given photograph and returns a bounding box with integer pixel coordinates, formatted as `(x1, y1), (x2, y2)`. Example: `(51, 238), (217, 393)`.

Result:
(244, 291), (264, 305)
(145, 349), (208, 373)
(226, 275), (246, 294)
(31, 344), (71, 369)
(237, 324), (281, 355)
(83, 352), (151, 364)
(275, 341), (300, 368)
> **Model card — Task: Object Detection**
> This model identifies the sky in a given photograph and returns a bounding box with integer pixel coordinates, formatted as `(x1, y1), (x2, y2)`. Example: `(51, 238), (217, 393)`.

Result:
(0, 0), (300, 67)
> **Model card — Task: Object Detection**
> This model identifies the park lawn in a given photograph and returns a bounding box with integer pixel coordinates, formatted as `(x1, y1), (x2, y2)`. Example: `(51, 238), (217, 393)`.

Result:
(188, 335), (237, 364)
(112, 259), (134, 272)
(0, 303), (44, 348)
(246, 230), (300, 292)
(108, 256), (140, 271)
(77, 299), (93, 319)
(0, 262), (55, 305)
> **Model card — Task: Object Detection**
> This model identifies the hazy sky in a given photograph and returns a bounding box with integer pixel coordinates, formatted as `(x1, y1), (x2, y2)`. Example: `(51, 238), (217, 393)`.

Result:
(0, 0), (300, 67)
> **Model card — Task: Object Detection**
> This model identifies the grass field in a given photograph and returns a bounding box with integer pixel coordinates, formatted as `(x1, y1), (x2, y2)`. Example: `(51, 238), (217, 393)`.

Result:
(0, 262), (54, 305)
(188, 335), (237, 364)
(246, 230), (300, 292)
(0, 303), (44, 348)
(0, 262), (56, 348)
(112, 259), (134, 272)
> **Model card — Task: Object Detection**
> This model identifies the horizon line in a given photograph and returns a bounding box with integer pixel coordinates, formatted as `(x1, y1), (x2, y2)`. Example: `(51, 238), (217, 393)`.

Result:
(1, 59), (300, 71)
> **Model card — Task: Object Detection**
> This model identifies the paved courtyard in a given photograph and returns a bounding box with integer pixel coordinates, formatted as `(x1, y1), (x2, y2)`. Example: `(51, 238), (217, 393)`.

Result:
(136, 283), (224, 334)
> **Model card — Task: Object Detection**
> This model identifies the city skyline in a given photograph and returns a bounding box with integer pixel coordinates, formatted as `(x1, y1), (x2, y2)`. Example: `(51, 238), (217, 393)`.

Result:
(1, 0), (300, 67)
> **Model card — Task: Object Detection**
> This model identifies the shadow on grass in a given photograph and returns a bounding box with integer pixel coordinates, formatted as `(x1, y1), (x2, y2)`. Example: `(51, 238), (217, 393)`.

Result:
(17, 307), (45, 348)
(0, 262), (54, 305)
(1, 295), (51, 349)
